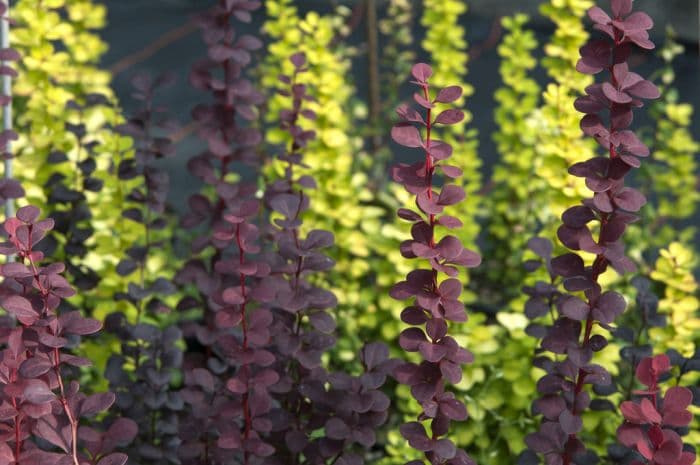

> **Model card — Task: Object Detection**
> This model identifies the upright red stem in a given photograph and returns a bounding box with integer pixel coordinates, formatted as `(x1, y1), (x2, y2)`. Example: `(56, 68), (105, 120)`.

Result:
(562, 26), (627, 465)
(235, 222), (252, 465)
(23, 240), (80, 465)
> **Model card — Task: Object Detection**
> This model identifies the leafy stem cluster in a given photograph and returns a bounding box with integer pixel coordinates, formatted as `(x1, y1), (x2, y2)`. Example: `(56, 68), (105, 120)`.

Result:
(525, 2), (665, 465)
(390, 63), (481, 465)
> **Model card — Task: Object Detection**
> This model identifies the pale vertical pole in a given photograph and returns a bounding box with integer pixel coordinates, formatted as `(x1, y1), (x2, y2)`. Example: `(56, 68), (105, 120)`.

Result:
(1, 0), (13, 222)
(1, 1), (14, 263)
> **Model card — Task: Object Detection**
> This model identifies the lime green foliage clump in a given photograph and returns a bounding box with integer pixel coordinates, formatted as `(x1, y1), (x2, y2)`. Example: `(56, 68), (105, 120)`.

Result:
(473, 2), (625, 461)
(8, 1), (181, 387)
(483, 14), (541, 301)
(648, 244), (700, 448)
(530, 0), (595, 237)
(649, 243), (700, 356)
(635, 31), (700, 361)
(483, 0), (597, 304)
(379, 0), (415, 119)
(638, 30), (700, 248)
(10, 0), (138, 320)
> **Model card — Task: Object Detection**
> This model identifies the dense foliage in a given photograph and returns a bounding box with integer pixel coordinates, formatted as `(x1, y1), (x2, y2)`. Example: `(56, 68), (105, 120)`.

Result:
(0, 1), (697, 465)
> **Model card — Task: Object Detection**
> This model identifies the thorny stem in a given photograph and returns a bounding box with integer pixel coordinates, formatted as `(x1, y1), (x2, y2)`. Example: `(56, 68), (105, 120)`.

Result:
(562, 35), (621, 465)
(11, 368), (21, 460)
(235, 221), (252, 465)
(212, 6), (253, 460)
(421, 82), (447, 443)
(366, 0), (382, 154)
(23, 232), (80, 465)
(279, 69), (308, 465)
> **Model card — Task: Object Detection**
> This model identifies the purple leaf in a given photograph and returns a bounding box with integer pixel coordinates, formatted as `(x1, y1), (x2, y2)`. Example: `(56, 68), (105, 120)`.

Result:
(411, 63), (433, 82)
(588, 6), (611, 24)
(551, 253), (584, 278)
(592, 291), (626, 324)
(559, 296), (590, 321)
(602, 82), (632, 103)
(396, 104), (426, 125)
(620, 12), (653, 31)
(562, 206), (595, 228)
(435, 86), (462, 103)
(434, 109), (464, 125)
(611, 0), (632, 18)
(437, 185), (465, 206)
(325, 418), (351, 440)
(16, 205), (40, 223)
(2, 295), (39, 325)
(81, 392), (116, 417)
(439, 164), (463, 178)
(399, 422), (432, 451)
(558, 409), (583, 434)
(614, 187), (646, 212)
(654, 432), (683, 465)
(24, 380), (54, 404)
(19, 357), (53, 378)
(528, 237), (553, 258)
(61, 313), (102, 335)
(428, 140), (453, 160)
(391, 123), (423, 148)
(626, 79), (660, 99)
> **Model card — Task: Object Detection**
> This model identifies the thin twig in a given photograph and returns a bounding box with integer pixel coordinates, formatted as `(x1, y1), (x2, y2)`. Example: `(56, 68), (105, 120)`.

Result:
(109, 22), (197, 76)
(366, 0), (382, 153)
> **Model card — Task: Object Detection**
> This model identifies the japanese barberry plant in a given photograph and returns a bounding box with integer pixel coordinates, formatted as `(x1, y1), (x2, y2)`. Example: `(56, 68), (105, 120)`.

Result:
(390, 63), (481, 465)
(525, 1), (670, 465)
(0, 205), (127, 465)
(0, 1), (697, 465)
(616, 354), (695, 465)
(104, 73), (182, 465)
(262, 51), (394, 465)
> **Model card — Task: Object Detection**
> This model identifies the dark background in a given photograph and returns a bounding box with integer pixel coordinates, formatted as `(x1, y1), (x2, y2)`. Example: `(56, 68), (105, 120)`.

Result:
(99, 0), (700, 226)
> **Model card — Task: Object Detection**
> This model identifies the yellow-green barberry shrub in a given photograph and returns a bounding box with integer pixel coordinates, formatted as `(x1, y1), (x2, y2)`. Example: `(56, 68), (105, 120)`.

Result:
(482, 13), (541, 305)
(10, 0), (142, 320)
(637, 28), (699, 249)
(649, 243), (700, 358)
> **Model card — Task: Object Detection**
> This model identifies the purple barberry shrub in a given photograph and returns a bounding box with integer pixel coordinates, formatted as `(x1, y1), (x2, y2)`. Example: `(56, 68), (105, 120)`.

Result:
(104, 72), (182, 465)
(525, 1), (660, 464)
(617, 354), (696, 465)
(174, 1), (268, 464)
(259, 52), (395, 465)
(0, 206), (128, 465)
(389, 62), (481, 465)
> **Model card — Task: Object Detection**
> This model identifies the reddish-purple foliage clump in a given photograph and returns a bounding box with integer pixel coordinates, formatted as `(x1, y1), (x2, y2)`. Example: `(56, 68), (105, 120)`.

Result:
(259, 52), (395, 465)
(525, 1), (661, 465)
(617, 354), (695, 465)
(389, 63), (481, 465)
(174, 1), (269, 464)
(105, 73), (182, 465)
(0, 206), (131, 465)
